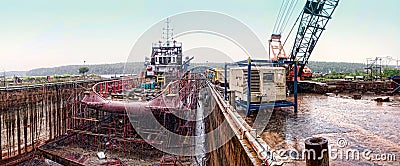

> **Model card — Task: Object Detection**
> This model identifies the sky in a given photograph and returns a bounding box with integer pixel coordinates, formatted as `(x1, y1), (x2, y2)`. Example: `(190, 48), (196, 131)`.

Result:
(1, 0), (399, 71)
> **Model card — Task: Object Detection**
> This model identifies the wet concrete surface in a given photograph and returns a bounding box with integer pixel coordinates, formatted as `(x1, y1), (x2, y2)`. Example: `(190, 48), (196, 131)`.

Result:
(261, 94), (400, 166)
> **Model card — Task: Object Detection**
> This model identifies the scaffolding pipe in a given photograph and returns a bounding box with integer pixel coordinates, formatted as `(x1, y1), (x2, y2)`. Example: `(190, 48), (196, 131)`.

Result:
(246, 57), (252, 117)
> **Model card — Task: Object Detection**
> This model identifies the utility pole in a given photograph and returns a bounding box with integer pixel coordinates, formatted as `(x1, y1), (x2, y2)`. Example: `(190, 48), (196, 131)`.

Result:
(83, 60), (86, 80)
(1, 71), (4, 87)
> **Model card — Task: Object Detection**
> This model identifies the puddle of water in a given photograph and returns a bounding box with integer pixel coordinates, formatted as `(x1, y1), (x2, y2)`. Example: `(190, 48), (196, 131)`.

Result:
(261, 94), (400, 165)
(195, 100), (206, 165)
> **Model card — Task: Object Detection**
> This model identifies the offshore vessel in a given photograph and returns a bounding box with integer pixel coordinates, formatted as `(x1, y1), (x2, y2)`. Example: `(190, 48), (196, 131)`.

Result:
(142, 18), (192, 90)
(82, 18), (196, 113)
(79, 19), (201, 165)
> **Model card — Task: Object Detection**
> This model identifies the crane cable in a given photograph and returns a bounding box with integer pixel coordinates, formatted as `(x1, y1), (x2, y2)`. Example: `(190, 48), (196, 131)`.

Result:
(277, 0), (294, 34)
(280, 0), (300, 34)
(272, 0), (288, 34)
(285, 10), (303, 60)
(272, 0), (300, 34)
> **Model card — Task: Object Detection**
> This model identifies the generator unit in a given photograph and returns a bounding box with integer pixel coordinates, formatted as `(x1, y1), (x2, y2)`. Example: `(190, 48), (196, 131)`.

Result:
(229, 66), (286, 103)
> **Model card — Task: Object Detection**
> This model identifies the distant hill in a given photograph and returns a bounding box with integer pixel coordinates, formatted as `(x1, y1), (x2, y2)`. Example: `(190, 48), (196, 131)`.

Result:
(3, 71), (27, 77)
(19, 62), (144, 77)
(5, 61), (371, 77)
(307, 61), (366, 74)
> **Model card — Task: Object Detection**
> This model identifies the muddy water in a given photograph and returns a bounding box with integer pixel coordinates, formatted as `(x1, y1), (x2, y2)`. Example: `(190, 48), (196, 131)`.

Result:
(261, 94), (400, 166)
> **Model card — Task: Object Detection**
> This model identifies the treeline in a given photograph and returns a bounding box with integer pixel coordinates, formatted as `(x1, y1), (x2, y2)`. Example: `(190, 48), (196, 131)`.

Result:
(307, 61), (366, 74)
(5, 61), (379, 77)
(9, 62), (227, 77)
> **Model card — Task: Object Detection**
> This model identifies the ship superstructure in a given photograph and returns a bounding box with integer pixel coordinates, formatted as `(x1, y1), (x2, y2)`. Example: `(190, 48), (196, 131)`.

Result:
(144, 18), (185, 88)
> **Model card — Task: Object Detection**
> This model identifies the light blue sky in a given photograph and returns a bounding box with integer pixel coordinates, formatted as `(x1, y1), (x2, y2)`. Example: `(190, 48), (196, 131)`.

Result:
(1, 0), (399, 71)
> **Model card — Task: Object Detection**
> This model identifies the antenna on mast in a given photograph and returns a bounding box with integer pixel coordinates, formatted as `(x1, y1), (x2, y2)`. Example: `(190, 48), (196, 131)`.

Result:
(162, 18), (174, 43)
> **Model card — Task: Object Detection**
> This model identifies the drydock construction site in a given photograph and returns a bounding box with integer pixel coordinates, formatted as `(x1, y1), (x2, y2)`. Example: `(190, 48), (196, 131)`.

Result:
(0, 76), (264, 166)
(0, 75), (398, 166)
(1, 0), (400, 165)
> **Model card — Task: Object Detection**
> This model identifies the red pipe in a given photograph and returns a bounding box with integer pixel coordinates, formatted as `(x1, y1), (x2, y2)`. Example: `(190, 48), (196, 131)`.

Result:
(81, 91), (149, 114)
(83, 78), (195, 115)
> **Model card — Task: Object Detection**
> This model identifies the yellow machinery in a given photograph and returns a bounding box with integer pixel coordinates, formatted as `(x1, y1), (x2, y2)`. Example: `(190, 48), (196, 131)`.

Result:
(207, 68), (227, 84)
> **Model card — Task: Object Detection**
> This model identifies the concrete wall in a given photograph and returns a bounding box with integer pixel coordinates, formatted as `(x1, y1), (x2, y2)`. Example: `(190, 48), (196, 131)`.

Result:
(205, 103), (257, 166)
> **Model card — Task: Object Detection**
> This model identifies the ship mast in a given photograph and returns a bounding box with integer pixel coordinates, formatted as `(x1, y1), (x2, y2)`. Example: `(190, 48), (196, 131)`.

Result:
(162, 18), (174, 44)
